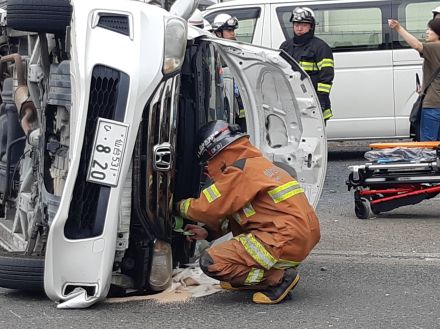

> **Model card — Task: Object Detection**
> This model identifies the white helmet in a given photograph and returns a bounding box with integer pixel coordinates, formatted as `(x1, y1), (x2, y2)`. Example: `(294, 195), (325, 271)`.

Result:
(290, 7), (315, 26)
(433, 6), (440, 18)
(212, 13), (239, 33)
(189, 9), (204, 28)
(203, 19), (213, 32)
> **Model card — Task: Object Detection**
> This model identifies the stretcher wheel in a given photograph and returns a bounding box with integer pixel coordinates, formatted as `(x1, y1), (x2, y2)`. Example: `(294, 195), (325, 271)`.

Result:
(355, 197), (372, 219)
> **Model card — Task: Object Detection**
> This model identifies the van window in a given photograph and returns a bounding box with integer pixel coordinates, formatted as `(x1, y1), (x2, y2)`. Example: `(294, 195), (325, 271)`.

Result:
(276, 3), (391, 52)
(204, 8), (261, 43)
(393, 1), (437, 48)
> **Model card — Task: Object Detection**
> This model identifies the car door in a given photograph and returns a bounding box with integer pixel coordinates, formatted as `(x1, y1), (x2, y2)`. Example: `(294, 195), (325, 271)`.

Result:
(205, 37), (327, 208)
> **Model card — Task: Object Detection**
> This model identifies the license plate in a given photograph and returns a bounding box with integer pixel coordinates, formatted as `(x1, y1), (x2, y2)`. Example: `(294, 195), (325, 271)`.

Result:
(87, 118), (129, 187)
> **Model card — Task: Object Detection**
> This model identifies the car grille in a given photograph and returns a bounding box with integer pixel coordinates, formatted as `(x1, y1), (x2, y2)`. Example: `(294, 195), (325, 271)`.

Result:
(132, 76), (179, 241)
(97, 14), (130, 36)
(64, 65), (129, 239)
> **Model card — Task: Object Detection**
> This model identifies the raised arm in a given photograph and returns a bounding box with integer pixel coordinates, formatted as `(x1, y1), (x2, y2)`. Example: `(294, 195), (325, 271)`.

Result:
(388, 19), (423, 53)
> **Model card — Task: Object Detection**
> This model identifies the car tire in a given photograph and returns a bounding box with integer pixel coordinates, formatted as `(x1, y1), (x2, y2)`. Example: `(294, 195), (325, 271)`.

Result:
(7, 0), (72, 34)
(0, 251), (44, 291)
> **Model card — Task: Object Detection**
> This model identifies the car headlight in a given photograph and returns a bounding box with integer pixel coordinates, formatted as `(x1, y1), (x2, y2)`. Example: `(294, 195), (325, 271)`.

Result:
(163, 17), (187, 75)
(149, 239), (173, 291)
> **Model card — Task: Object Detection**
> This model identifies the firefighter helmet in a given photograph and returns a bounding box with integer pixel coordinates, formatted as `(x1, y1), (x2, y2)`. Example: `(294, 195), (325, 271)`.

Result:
(188, 9), (204, 29)
(197, 120), (247, 163)
(203, 19), (213, 32)
(290, 7), (315, 26)
(212, 13), (239, 33)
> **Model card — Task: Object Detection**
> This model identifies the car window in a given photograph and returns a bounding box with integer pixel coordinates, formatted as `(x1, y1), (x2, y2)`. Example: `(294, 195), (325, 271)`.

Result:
(204, 8), (261, 43)
(393, 0), (438, 48)
(276, 2), (391, 52)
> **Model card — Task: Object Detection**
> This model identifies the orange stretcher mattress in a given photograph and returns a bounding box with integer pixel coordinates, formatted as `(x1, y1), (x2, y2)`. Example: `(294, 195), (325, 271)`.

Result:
(369, 141), (440, 149)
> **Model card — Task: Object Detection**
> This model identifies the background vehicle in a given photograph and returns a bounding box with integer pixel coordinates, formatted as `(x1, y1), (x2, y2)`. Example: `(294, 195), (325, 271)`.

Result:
(0, 0), (326, 308)
(204, 0), (440, 141)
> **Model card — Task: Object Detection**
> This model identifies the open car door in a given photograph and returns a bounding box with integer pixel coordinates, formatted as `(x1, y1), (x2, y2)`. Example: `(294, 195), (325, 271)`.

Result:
(206, 37), (327, 207)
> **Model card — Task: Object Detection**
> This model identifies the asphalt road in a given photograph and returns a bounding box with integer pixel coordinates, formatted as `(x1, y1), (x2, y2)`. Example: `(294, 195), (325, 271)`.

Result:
(1, 143), (439, 329)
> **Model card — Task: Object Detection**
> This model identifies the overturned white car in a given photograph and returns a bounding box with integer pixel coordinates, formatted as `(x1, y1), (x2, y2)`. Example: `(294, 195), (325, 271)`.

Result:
(0, 0), (326, 308)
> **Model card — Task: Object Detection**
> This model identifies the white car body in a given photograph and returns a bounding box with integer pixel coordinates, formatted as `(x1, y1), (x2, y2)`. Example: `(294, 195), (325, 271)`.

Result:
(0, 0), (326, 309)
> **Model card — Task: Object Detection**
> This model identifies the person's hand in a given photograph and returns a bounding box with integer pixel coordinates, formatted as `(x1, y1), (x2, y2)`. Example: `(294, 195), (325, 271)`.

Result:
(184, 224), (208, 241)
(388, 19), (400, 30)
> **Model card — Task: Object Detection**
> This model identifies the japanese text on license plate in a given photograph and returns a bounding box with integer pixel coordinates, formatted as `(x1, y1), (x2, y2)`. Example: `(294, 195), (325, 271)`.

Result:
(87, 118), (129, 187)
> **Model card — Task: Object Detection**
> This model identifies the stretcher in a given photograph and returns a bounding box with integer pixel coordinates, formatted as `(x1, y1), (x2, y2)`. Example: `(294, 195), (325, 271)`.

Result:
(346, 142), (440, 219)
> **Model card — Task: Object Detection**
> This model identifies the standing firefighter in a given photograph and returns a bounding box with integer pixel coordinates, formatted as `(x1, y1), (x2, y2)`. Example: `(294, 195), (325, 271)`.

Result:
(280, 7), (334, 122)
(176, 120), (321, 304)
(212, 14), (246, 132)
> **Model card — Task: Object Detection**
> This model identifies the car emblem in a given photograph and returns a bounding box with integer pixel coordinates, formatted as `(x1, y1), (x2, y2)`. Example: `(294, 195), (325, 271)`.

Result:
(153, 142), (172, 171)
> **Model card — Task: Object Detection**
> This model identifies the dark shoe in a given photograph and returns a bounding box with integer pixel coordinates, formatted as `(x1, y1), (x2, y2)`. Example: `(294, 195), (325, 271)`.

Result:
(252, 269), (300, 304)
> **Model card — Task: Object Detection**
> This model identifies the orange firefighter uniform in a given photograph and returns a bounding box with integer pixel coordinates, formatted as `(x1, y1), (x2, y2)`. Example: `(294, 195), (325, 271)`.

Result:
(177, 137), (320, 288)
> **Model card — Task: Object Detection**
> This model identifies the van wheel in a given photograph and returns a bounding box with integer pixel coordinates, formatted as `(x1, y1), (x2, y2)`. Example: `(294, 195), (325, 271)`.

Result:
(0, 251), (44, 291)
(7, 0), (72, 34)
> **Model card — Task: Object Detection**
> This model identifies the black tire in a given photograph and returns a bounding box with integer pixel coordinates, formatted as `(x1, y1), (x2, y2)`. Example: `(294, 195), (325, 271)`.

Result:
(0, 251), (44, 291)
(7, 0), (72, 34)
(355, 197), (372, 220)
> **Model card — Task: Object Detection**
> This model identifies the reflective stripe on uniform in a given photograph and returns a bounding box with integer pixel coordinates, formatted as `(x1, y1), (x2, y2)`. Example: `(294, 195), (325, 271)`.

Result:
(273, 259), (301, 269)
(236, 233), (277, 270)
(299, 61), (318, 71)
(323, 108), (333, 120)
(239, 108), (246, 118)
(245, 268), (264, 285)
(236, 233), (300, 270)
(317, 58), (334, 69)
(317, 82), (332, 93)
(243, 203), (256, 217)
(179, 199), (191, 216)
(268, 180), (304, 203)
(202, 184), (221, 203)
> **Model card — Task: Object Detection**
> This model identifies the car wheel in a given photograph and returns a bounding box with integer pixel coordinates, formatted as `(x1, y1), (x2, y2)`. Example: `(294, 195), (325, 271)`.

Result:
(7, 0), (71, 34)
(0, 251), (44, 291)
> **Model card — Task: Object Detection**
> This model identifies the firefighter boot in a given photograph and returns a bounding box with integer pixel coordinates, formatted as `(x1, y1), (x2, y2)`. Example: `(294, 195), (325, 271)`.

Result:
(252, 268), (300, 304)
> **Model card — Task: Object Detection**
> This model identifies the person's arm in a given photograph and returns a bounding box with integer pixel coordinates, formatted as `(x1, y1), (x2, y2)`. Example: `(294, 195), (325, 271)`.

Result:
(177, 164), (259, 226)
(315, 42), (334, 120)
(388, 19), (423, 53)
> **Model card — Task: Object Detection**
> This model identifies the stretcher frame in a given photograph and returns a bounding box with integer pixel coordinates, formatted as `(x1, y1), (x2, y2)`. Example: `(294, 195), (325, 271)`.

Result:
(346, 142), (440, 219)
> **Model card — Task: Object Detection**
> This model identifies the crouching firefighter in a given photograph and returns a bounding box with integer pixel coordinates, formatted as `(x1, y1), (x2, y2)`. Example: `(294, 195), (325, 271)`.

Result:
(176, 120), (321, 304)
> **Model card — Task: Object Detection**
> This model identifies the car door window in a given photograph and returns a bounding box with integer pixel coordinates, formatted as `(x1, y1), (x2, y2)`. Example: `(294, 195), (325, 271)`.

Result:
(204, 8), (261, 43)
(276, 3), (390, 52)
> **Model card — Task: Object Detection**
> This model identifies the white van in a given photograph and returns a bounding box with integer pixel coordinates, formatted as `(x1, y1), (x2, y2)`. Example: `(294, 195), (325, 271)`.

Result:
(204, 0), (440, 141)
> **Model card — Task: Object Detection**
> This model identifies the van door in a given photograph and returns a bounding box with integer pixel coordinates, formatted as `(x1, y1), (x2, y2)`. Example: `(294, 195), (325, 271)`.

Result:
(272, 1), (396, 140)
(391, 0), (438, 137)
(206, 37), (327, 207)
